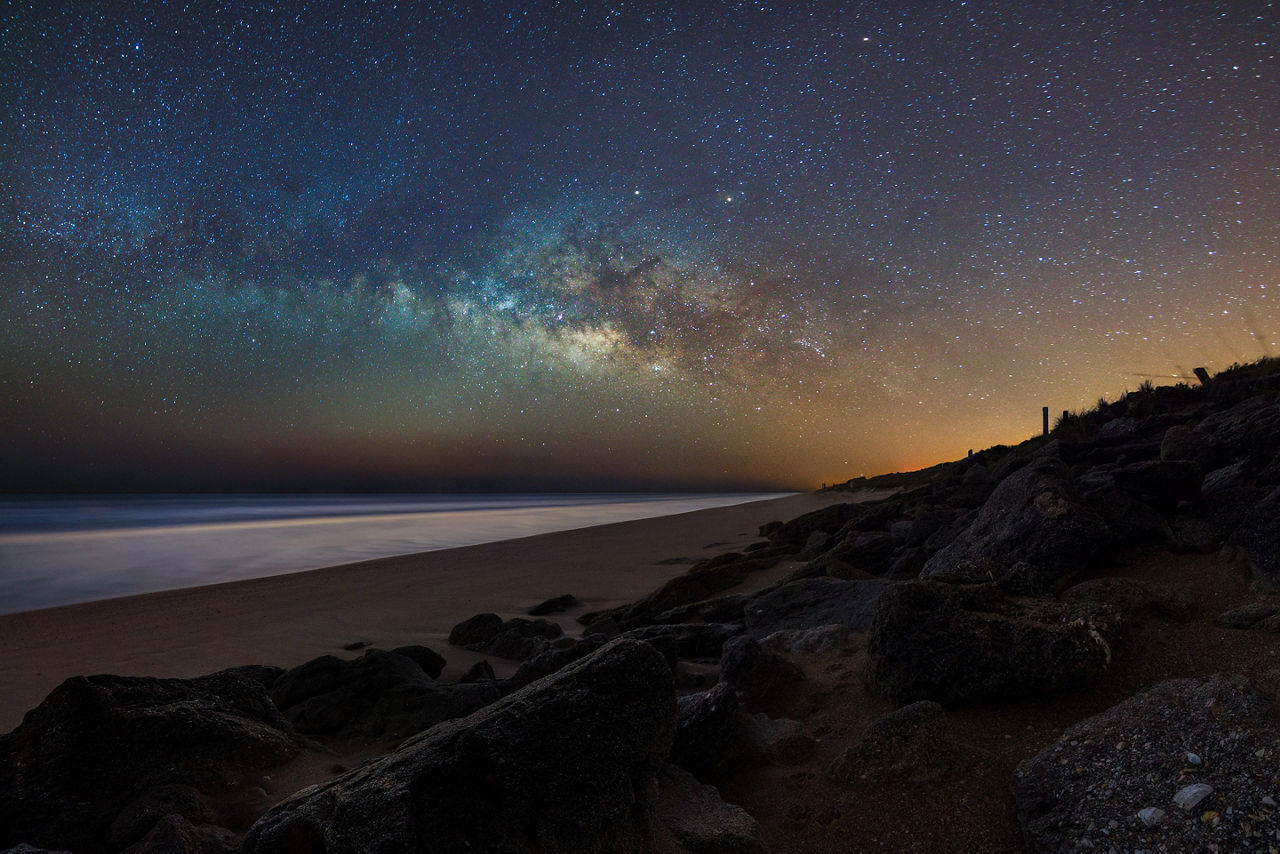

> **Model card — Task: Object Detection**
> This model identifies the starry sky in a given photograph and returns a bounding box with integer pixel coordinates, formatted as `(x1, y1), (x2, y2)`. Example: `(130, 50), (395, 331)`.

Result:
(2, 1), (1278, 493)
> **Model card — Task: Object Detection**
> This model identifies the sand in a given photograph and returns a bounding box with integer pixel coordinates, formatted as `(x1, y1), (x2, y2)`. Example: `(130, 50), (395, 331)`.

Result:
(0, 491), (853, 733)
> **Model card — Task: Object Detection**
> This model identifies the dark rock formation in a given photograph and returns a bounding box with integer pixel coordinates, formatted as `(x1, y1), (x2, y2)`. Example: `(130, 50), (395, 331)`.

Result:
(719, 635), (804, 712)
(270, 649), (499, 740)
(119, 814), (240, 854)
(656, 766), (767, 854)
(743, 577), (895, 638)
(622, 623), (744, 660)
(865, 582), (1120, 703)
(109, 785), (218, 851)
(448, 613), (565, 660)
(828, 701), (974, 784)
(920, 458), (1114, 591)
(1216, 601), (1280, 632)
(388, 644), (446, 679)
(528, 593), (579, 615)
(672, 684), (741, 779)
(1060, 577), (1195, 626)
(0, 668), (302, 854)
(1225, 487), (1280, 587)
(244, 639), (677, 854)
(1013, 675), (1280, 853)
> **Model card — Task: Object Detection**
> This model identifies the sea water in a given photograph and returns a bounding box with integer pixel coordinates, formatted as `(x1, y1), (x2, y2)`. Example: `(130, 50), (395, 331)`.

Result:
(0, 493), (787, 614)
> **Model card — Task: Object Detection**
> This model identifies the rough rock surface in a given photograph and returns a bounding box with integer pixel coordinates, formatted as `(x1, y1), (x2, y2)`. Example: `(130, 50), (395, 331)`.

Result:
(1060, 577), (1195, 625)
(656, 766), (767, 854)
(1225, 487), (1280, 587)
(448, 613), (565, 660)
(719, 636), (804, 712)
(1217, 601), (1280, 632)
(865, 582), (1120, 703)
(743, 577), (895, 638)
(1013, 674), (1280, 854)
(243, 639), (677, 854)
(270, 649), (499, 740)
(672, 684), (742, 779)
(828, 701), (974, 784)
(921, 458), (1114, 590)
(0, 668), (302, 854)
(119, 814), (240, 854)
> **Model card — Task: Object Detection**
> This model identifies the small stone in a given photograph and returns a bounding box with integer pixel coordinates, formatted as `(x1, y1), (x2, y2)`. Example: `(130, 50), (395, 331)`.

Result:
(1263, 795), (1277, 807)
(1173, 783), (1213, 811)
(1186, 752), (1202, 765)
(1201, 810), (1220, 825)
(1138, 807), (1166, 827)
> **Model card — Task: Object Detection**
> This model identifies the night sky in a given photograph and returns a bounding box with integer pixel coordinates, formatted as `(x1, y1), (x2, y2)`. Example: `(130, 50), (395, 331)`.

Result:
(2, 2), (1278, 492)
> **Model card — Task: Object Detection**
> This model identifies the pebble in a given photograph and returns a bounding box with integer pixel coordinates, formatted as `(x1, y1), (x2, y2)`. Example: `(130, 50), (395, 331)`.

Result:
(1173, 783), (1213, 811)
(1186, 752), (1202, 765)
(1263, 795), (1277, 808)
(1138, 807), (1166, 827)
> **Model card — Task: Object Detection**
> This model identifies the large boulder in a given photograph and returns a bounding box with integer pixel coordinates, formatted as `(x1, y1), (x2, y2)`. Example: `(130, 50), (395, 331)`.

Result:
(767, 500), (901, 549)
(828, 701), (975, 784)
(920, 458), (1114, 591)
(719, 636), (804, 712)
(0, 668), (303, 854)
(655, 766), (767, 854)
(1224, 486), (1280, 587)
(865, 582), (1120, 703)
(243, 639), (677, 854)
(743, 577), (896, 638)
(271, 649), (499, 740)
(1013, 675), (1280, 853)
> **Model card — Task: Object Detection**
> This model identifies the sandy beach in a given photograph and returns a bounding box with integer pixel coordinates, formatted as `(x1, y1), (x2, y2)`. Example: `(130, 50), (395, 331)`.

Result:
(0, 491), (849, 733)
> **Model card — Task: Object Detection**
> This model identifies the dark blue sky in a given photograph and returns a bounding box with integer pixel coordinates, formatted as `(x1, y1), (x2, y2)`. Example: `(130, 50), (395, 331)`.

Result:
(3, 1), (1277, 491)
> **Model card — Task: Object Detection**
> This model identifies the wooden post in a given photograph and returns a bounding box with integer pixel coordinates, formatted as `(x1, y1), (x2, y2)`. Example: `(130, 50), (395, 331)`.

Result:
(1194, 367), (1211, 386)
(1042, 406), (1049, 436)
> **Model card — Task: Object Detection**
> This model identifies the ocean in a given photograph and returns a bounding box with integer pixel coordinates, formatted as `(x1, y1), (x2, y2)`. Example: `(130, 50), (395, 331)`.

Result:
(0, 493), (787, 614)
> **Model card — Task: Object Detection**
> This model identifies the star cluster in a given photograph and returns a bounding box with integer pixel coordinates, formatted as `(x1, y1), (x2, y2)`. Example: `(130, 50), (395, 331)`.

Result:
(2, 1), (1278, 491)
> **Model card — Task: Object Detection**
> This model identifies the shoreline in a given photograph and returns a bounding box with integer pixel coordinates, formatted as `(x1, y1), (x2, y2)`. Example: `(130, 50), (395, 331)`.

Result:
(0, 490), (857, 732)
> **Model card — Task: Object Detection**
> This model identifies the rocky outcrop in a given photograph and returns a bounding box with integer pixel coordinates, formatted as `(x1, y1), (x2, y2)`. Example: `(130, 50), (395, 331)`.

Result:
(656, 766), (767, 854)
(0, 668), (304, 854)
(743, 577), (895, 638)
(243, 639), (677, 854)
(865, 582), (1120, 703)
(828, 701), (975, 784)
(920, 457), (1114, 591)
(719, 636), (804, 712)
(270, 648), (499, 740)
(1013, 675), (1280, 853)
(448, 613), (565, 660)
(1225, 487), (1280, 587)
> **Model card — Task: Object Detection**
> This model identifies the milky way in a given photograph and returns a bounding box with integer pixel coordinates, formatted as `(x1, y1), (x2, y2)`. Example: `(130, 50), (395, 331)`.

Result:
(2, 2), (1278, 491)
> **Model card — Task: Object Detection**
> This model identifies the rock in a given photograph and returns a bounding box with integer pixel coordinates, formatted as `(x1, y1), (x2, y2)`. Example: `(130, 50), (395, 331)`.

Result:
(1137, 806), (1166, 827)
(652, 594), (749, 626)
(1225, 487), (1280, 586)
(1, 846), (74, 853)
(583, 554), (780, 630)
(768, 500), (899, 549)
(1173, 484), (1263, 552)
(1195, 396), (1280, 467)
(621, 623), (743, 661)
(109, 785), (218, 850)
(119, 814), (240, 854)
(271, 650), (499, 740)
(0, 669), (302, 854)
(529, 593), (579, 615)
(1172, 782), (1214, 811)
(720, 636), (804, 711)
(865, 581), (1119, 703)
(505, 635), (610, 692)
(449, 614), (564, 660)
(760, 624), (858, 656)
(1202, 460), (1249, 495)
(656, 766), (767, 854)
(1216, 601), (1280, 632)
(827, 532), (896, 575)
(1111, 459), (1204, 512)
(743, 577), (895, 638)
(1186, 752), (1202, 765)
(828, 701), (973, 784)
(740, 713), (814, 765)
(1097, 416), (1139, 440)
(672, 684), (742, 779)
(388, 645), (446, 679)
(457, 659), (497, 683)
(1060, 577), (1195, 625)
(243, 639), (676, 854)
(797, 530), (833, 559)
(1082, 485), (1173, 547)
(1013, 674), (1280, 854)
(1161, 423), (1213, 466)
(921, 457), (1114, 591)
